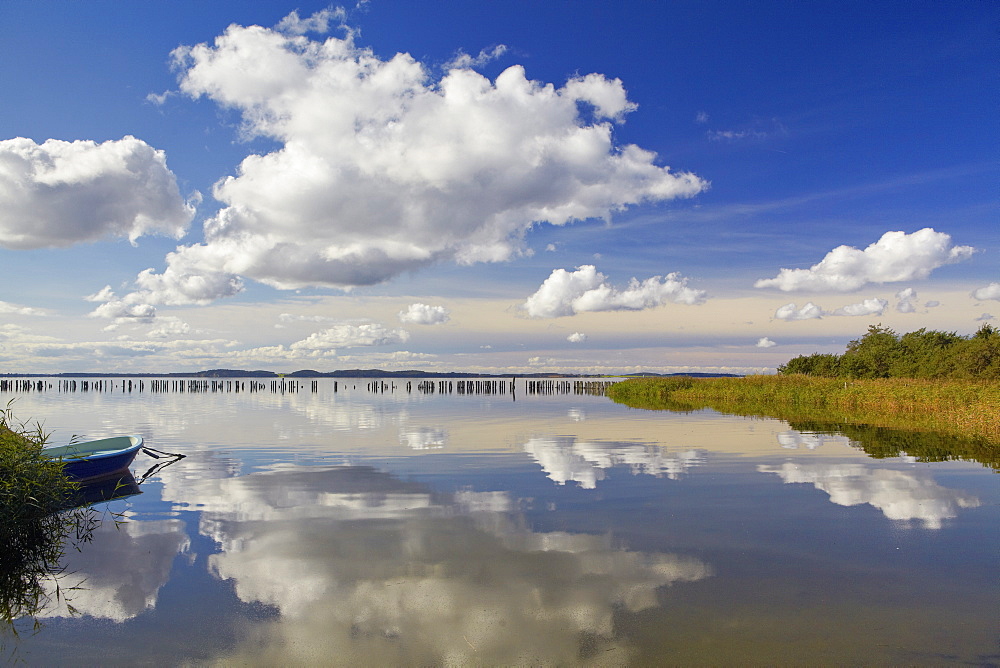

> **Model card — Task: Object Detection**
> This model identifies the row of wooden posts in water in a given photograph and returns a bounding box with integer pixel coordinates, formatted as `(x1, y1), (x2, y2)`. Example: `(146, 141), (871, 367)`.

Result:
(0, 378), (316, 393)
(0, 378), (614, 395)
(0, 378), (616, 396)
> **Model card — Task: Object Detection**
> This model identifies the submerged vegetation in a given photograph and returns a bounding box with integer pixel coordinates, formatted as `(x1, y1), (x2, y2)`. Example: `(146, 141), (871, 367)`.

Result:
(607, 374), (1000, 470)
(0, 405), (97, 638)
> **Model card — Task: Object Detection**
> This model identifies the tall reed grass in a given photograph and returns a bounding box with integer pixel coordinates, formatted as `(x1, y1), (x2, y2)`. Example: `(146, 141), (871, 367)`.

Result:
(607, 375), (1000, 461)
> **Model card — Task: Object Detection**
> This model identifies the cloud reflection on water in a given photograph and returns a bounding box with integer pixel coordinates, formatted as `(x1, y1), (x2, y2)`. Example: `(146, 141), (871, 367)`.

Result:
(524, 436), (706, 488)
(757, 461), (981, 529)
(165, 465), (711, 664)
(39, 518), (189, 622)
(399, 426), (448, 449)
(776, 430), (853, 450)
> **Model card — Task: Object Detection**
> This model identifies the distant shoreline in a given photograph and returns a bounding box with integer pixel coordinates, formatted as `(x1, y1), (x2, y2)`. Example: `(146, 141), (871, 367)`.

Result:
(0, 369), (740, 380)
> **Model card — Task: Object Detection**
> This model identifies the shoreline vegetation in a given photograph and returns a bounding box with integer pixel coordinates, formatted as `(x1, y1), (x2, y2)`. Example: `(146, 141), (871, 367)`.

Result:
(607, 325), (1000, 470)
(607, 375), (1000, 470)
(0, 406), (94, 633)
(778, 324), (1000, 380)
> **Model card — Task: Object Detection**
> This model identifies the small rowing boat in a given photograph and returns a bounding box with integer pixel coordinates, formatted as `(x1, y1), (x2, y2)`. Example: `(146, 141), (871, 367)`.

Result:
(42, 436), (144, 482)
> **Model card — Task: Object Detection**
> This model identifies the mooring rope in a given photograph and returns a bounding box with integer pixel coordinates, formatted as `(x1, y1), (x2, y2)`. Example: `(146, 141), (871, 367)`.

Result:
(136, 447), (186, 483)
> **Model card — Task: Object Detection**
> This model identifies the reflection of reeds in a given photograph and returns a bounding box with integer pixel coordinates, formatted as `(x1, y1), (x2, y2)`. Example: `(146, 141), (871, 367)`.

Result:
(608, 376), (1000, 468)
(0, 403), (98, 640)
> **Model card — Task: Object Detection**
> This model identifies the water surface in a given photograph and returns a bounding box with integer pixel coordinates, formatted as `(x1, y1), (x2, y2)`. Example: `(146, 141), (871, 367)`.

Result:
(3, 378), (998, 665)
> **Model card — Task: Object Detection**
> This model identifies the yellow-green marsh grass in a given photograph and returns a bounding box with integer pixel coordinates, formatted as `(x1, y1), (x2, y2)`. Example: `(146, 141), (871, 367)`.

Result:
(608, 375), (1000, 468)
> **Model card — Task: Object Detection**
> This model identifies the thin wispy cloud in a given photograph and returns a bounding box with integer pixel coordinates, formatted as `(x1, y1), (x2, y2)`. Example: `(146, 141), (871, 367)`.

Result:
(706, 117), (786, 143)
(621, 162), (997, 232)
(277, 313), (338, 327)
(707, 129), (770, 142)
(0, 300), (47, 316)
(446, 44), (508, 70)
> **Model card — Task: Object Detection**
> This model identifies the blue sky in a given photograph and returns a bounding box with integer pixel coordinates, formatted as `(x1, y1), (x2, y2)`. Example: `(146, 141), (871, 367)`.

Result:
(1, 0), (997, 374)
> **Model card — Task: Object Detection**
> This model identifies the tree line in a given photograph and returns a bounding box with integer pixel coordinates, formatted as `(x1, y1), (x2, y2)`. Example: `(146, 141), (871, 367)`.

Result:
(779, 324), (1000, 379)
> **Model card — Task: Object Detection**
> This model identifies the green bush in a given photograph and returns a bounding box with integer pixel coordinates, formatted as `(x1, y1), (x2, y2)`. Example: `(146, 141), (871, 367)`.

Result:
(780, 324), (1000, 380)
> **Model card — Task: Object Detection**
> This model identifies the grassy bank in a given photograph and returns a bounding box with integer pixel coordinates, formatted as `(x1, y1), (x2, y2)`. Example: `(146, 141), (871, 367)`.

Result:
(0, 406), (82, 628)
(0, 409), (77, 524)
(607, 375), (1000, 467)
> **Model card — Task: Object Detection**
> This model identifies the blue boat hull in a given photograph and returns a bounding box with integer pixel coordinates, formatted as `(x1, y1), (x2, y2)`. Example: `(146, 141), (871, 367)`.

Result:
(62, 452), (138, 481)
(43, 436), (144, 482)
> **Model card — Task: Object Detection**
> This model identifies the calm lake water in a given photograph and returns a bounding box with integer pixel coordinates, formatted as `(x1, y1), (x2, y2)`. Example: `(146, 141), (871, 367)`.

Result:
(3, 378), (998, 666)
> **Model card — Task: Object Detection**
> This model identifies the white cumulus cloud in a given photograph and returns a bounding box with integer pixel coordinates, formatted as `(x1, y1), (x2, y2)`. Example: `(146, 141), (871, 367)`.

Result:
(132, 247), (245, 305)
(773, 302), (825, 321)
(830, 297), (888, 317)
(0, 136), (195, 249)
(84, 286), (116, 303)
(774, 297), (887, 321)
(290, 323), (409, 352)
(972, 283), (1000, 301)
(895, 287), (917, 313)
(147, 317), (193, 339)
(119, 12), (705, 306)
(88, 292), (157, 328)
(89, 299), (156, 329)
(567, 332), (588, 343)
(398, 303), (450, 325)
(524, 265), (707, 318)
(755, 228), (974, 292)
(756, 337), (777, 348)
